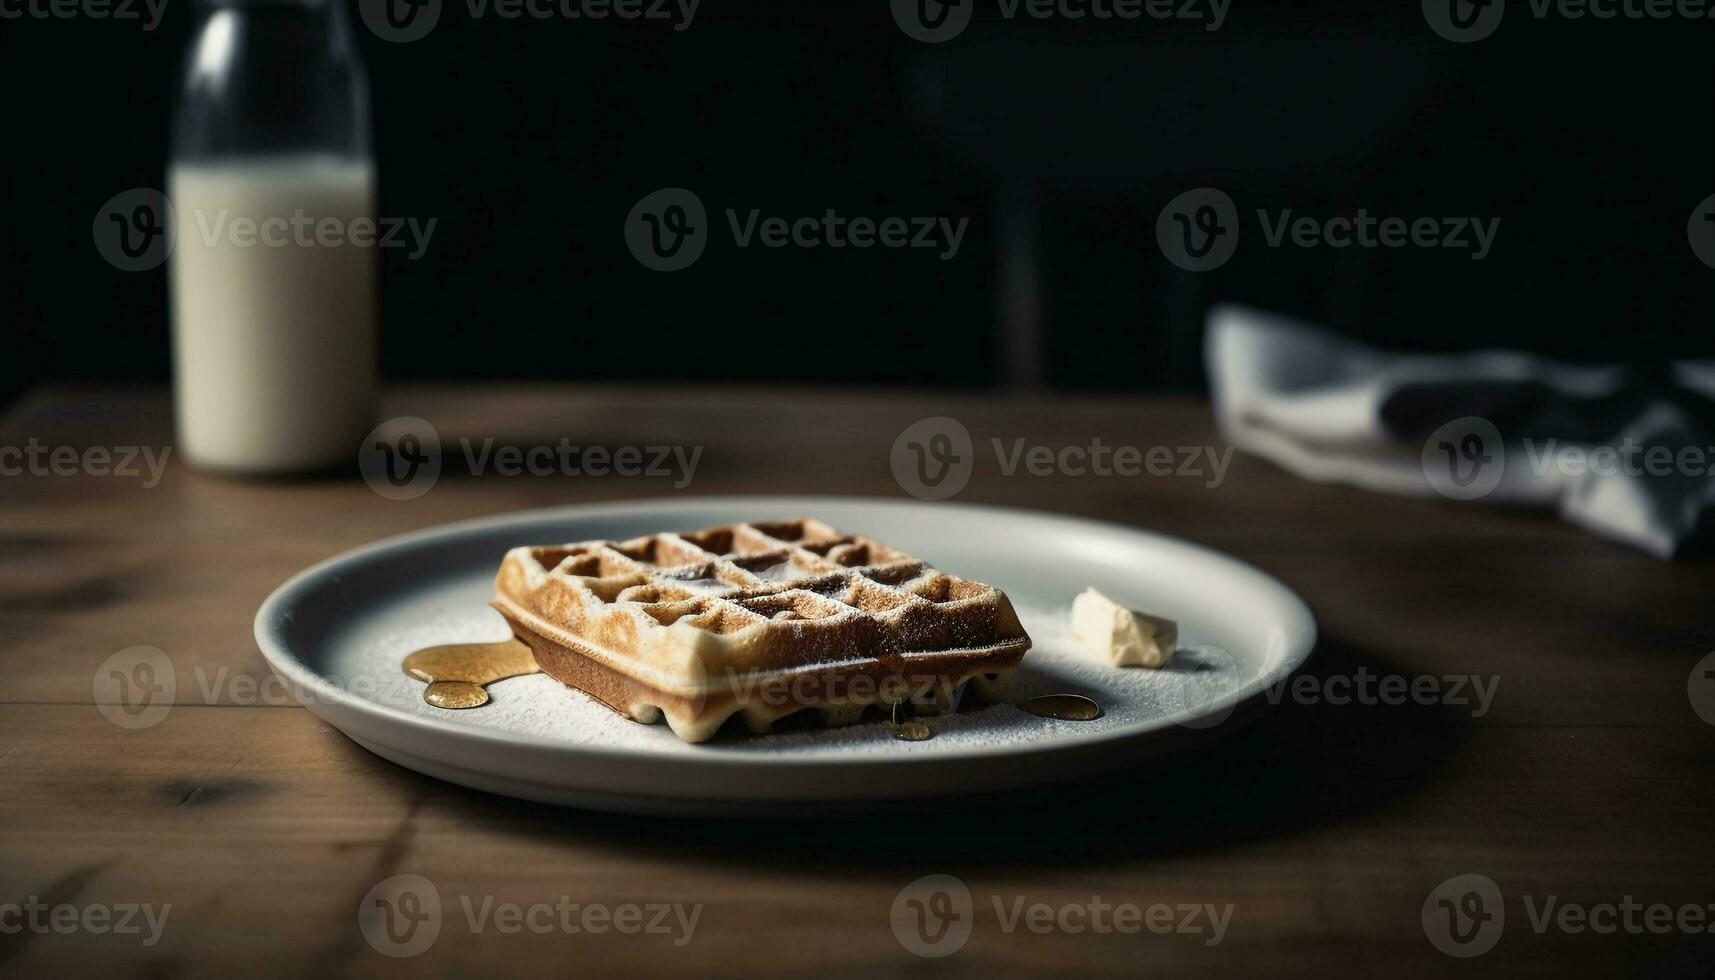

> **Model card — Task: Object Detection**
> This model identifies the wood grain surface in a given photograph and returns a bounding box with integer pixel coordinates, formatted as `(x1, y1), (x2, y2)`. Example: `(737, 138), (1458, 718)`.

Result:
(2, 385), (1712, 978)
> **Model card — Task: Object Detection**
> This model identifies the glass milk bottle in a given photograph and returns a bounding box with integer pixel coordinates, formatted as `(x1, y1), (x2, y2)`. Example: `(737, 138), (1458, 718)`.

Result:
(169, 0), (378, 473)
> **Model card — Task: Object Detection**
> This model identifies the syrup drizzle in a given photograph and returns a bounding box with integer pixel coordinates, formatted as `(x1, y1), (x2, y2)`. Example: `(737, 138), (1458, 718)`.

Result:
(403, 638), (540, 709)
(885, 698), (933, 741)
(403, 642), (1105, 740)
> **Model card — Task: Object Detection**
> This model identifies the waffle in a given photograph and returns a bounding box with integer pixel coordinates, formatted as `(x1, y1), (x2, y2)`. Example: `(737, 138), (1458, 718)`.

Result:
(491, 519), (1032, 742)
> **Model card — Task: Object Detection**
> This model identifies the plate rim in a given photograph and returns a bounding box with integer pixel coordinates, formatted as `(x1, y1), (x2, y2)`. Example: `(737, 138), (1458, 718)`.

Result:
(254, 494), (1317, 771)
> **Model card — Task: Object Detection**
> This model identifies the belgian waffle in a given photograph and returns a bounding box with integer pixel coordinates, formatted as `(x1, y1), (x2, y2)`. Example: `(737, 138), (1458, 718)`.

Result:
(491, 519), (1032, 742)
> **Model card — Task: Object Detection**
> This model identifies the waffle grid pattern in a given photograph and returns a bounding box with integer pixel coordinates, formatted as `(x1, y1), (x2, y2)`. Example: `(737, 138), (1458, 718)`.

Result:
(495, 519), (1028, 673)
(491, 519), (1031, 741)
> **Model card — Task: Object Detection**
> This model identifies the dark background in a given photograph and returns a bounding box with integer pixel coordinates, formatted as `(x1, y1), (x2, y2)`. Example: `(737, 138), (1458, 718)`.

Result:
(4, 0), (1713, 410)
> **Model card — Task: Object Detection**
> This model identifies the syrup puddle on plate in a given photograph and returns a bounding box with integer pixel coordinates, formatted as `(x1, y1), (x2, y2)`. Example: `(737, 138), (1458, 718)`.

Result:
(884, 699), (935, 741)
(403, 638), (539, 709)
(888, 721), (933, 741)
(880, 692), (1103, 741)
(1017, 693), (1103, 721)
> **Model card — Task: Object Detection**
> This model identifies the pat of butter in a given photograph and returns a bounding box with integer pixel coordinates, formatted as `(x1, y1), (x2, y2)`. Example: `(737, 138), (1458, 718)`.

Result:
(1070, 588), (1177, 668)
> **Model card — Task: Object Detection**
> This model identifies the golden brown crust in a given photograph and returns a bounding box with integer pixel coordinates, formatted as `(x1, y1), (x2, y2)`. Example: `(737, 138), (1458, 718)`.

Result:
(492, 519), (1032, 742)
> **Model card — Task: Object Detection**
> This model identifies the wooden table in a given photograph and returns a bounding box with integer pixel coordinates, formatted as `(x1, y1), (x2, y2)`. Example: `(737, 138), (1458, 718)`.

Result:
(2, 385), (1712, 978)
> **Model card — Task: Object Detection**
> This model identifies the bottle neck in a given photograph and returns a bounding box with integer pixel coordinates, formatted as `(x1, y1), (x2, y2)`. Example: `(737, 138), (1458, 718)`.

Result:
(174, 0), (370, 163)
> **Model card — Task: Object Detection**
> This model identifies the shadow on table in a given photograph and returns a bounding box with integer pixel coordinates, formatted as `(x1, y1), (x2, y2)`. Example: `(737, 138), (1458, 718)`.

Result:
(390, 631), (1470, 872)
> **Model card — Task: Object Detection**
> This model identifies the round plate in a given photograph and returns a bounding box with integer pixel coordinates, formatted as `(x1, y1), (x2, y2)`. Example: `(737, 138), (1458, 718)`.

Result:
(255, 496), (1315, 814)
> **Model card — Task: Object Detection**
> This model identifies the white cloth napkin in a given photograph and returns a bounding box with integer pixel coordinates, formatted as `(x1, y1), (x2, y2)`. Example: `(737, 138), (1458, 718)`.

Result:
(1206, 304), (1715, 558)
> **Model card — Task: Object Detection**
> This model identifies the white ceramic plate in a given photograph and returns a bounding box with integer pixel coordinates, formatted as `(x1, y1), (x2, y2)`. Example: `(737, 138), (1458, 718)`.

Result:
(255, 496), (1315, 815)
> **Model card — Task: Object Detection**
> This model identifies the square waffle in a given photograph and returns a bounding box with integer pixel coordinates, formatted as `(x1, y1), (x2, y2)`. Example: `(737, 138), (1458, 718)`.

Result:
(491, 518), (1032, 742)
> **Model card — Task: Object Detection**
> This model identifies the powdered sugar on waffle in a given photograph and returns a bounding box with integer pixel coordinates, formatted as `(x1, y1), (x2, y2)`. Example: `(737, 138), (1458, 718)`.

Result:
(493, 523), (1033, 738)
